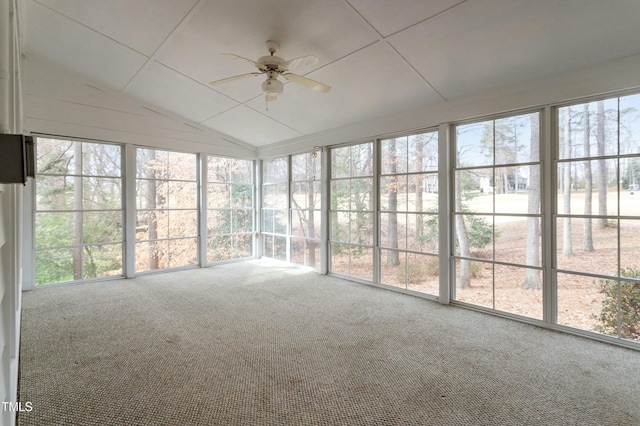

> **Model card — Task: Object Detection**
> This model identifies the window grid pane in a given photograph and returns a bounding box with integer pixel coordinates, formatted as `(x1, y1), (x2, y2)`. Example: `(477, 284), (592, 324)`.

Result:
(290, 152), (321, 269)
(453, 113), (542, 319)
(262, 156), (289, 259)
(207, 156), (254, 263)
(330, 142), (373, 280)
(135, 148), (198, 272)
(378, 132), (439, 296)
(35, 138), (124, 285)
(556, 94), (640, 342)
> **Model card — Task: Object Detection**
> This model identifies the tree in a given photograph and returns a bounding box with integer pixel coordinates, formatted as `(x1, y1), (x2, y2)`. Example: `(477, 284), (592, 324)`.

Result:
(290, 152), (320, 266)
(623, 158), (640, 190)
(35, 139), (124, 284)
(305, 155), (318, 266)
(596, 100), (608, 228)
(413, 136), (425, 241)
(562, 109), (573, 256)
(582, 104), (594, 251)
(145, 150), (159, 270)
(455, 157), (472, 289)
(521, 115), (541, 290)
(207, 157), (254, 261)
(351, 144), (373, 249)
(73, 142), (83, 279)
(386, 139), (400, 266)
(482, 117), (522, 194)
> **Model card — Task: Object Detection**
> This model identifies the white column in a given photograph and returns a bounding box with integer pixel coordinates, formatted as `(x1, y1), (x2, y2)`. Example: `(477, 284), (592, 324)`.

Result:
(124, 144), (137, 277)
(320, 149), (328, 274)
(542, 106), (556, 323)
(0, 0), (23, 424)
(199, 154), (208, 266)
(438, 123), (451, 305)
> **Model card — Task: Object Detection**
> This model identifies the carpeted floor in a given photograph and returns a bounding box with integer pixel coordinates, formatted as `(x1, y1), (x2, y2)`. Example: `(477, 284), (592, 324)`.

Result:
(18, 259), (640, 425)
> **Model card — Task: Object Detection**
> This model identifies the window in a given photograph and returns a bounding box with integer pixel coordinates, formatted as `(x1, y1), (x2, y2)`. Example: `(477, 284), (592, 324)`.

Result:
(379, 131), (439, 295)
(330, 143), (374, 281)
(262, 157), (288, 260)
(453, 112), (542, 319)
(29, 89), (640, 348)
(135, 149), (198, 272)
(290, 152), (321, 268)
(34, 138), (123, 285)
(206, 156), (254, 262)
(556, 94), (640, 342)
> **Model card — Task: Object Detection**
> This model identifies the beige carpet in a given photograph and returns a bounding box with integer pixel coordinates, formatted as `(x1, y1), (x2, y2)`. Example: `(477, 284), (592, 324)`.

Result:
(18, 259), (640, 425)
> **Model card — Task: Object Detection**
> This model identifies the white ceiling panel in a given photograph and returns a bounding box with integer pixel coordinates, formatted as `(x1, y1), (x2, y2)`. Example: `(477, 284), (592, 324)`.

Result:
(348, 0), (464, 37)
(20, 0), (640, 151)
(154, 0), (379, 102)
(390, 0), (640, 100)
(202, 106), (303, 147)
(124, 61), (238, 123)
(31, 0), (198, 56)
(246, 42), (441, 135)
(23, 0), (148, 91)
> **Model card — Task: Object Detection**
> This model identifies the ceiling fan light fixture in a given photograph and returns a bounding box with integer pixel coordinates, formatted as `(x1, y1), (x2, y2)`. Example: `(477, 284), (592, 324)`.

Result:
(262, 78), (283, 101)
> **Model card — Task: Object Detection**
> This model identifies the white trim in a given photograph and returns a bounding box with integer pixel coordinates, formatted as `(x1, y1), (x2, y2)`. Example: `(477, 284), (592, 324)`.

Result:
(543, 105), (557, 324)
(124, 144), (136, 277)
(198, 153), (207, 267)
(438, 123), (451, 304)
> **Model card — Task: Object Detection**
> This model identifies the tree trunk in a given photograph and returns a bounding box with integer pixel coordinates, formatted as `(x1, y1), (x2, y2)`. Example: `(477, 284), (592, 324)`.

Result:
(415, 139), (424, 245)
(563, 111), (573, 256)
(387, 139), (400, 266)
(455, 161), (471, 288)
(73, 142), (83, 280)
(503, 168), (509, 194)
(307, 160), (316, 266)
(596, 100), (608, 228)
(583, 104), (594, 251)
(521, 116), (541, 289)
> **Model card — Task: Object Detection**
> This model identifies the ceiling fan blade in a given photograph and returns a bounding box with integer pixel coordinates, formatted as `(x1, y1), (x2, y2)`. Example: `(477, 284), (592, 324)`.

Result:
(222, 53), (267, 71)
(279, 55), (320, 71)
(209, 72), (262, 86)
(283, 73), (331, 93)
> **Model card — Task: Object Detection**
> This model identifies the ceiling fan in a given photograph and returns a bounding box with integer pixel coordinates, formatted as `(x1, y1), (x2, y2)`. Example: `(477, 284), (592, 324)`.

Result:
(209, 41), (331, 102)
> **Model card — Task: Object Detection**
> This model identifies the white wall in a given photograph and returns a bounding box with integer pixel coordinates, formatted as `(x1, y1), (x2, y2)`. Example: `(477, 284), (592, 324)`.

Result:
(0, 185), (22, 426)
(0, 0), (24, 424)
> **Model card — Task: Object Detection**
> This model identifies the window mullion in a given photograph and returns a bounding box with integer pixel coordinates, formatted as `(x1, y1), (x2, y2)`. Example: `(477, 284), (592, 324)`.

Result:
(199, 153), (207, 267)
(124, 144), (136, 278)
(439, 122), (452, 304)
(372, 139), (380, 284)
(320, 149), (329, 274)
(542, 106), (556, 324)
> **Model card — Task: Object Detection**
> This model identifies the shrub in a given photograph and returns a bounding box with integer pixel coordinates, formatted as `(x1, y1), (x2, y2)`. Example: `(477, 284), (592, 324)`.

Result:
(465, 214), (495, 250)
(419, 204), (499, 251)
(594, 267), (640, 340)
(394, 258), (439, 285)
(470, 261), (484, 278)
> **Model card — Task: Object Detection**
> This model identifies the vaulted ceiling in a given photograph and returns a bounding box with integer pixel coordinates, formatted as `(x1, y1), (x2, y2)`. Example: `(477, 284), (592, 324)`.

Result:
(21, 0), (640, 155)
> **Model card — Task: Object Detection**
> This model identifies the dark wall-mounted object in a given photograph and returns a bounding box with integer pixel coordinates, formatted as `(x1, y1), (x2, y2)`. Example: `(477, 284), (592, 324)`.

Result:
(0, 134), (35, 184)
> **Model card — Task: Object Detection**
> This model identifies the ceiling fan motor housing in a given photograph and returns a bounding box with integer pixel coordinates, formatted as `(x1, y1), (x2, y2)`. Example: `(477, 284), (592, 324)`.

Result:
(258, 55), (284, 70)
